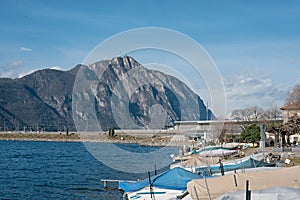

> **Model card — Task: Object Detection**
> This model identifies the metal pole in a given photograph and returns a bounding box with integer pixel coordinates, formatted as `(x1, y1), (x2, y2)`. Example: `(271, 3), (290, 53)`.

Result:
(246, 180), (251, 200)
(233, 174), (237, 187)
(148, 171), (155, 200)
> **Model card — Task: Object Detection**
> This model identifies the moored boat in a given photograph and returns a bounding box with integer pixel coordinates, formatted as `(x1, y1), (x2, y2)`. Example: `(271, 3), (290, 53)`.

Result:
(119, 167), (208, 200)
(171, 153), (278, 175)
(214, 186), (300, 200)
(187, 166), (300, 200)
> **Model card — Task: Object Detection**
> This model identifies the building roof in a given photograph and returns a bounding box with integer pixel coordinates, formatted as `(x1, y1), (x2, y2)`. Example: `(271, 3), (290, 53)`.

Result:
(281, 101), (300, 110)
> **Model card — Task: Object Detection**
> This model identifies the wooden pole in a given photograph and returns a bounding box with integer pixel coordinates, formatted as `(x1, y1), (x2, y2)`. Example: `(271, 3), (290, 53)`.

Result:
(193, 186), (200, 200)
(103, 180), (107, 189)
(204, 176), (211, 200)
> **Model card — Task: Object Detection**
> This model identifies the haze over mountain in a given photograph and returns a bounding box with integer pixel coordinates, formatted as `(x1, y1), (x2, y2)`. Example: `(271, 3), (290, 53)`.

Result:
(0, 56), (212, 132)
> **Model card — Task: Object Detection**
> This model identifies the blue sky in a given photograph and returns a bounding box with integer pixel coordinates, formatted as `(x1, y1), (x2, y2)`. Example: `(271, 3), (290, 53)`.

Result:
(1, 0), (300, 114)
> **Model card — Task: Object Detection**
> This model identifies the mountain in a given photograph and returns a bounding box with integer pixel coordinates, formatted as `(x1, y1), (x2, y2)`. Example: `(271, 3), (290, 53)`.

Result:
(0, 56), (213, 132)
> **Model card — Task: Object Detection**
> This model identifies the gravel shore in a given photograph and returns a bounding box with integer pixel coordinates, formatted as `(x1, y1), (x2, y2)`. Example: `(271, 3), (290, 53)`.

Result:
(0, 132), (189, 147)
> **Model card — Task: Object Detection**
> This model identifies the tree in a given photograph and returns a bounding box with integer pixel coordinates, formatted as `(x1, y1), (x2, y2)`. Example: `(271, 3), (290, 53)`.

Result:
(250, 106), (264, 120)
(279, 117), (300, 146)
(231, 106), (264, 121)
(280, 84), (300, 146)
(264, 104), (282, 120)
(231, 108), (252, 121)
(240, 124), (261, 146)
(286, 84), (300, 104)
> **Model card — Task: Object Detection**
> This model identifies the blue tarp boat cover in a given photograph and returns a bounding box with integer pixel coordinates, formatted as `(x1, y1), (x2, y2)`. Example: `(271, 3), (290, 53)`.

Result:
(119, 167), (202, 192)
(197, 158), (277, 174)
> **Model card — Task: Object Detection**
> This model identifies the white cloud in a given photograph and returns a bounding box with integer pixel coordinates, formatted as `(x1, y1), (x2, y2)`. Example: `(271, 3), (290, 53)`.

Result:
(20, 47), (32, 52)
(224, 70), (287, 114)
(0, 61), (68, 79)
(0, 61), (25, 78)
(0, 61), (39, 78)
(207, 39), (300, 88)
(50, 66), (63, 70)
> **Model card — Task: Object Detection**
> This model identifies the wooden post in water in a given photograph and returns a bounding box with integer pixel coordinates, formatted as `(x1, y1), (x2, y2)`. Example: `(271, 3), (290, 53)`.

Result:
(103, 180), (107, 189)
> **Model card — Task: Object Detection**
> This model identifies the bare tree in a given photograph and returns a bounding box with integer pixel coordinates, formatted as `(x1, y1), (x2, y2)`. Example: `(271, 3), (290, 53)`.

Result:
(264, 104), (282, 120)
(286, 84), (300, 104)
(231, 109), (243, 121)
(231, 108), (251, 121)
(231, 106), (264, 121)
(241, 108), (252, 121)
(250, 106), (264, 120)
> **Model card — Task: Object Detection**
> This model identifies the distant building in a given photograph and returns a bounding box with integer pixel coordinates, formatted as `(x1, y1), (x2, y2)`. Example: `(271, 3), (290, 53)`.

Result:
(174, 120), (242, 142)
(174, 119), (283, 145)
(281, 101), (300, 123)
(278, 101), (300, 146)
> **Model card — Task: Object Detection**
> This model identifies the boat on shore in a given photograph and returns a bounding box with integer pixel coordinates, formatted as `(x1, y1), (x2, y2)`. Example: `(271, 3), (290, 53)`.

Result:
(171, 152), (278, 175)
(119, 167), (207, 200)
(214, 186), (300, 200)
(190, 145), (239, 157)
(187, 166), (300, 200)
(196, 148), (238, 157)
(171, 144), (240, 161)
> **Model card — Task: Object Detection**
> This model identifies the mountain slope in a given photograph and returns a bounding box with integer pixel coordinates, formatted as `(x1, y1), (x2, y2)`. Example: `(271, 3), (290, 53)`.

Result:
(0, 56), (212, 131)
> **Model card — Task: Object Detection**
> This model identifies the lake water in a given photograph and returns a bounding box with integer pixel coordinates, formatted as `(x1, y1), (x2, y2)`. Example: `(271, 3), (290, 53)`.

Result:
(0, 140), (178, 199)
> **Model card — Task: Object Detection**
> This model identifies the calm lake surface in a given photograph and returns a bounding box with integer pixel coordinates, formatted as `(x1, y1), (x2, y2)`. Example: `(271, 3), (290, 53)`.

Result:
(0, 140), (178, 199)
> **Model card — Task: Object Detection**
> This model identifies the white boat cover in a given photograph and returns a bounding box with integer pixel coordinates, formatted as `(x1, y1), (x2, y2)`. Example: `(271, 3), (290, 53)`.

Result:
(125, 186), (187, 200)
(198, 149), (238, 157)
(214, 186), (300, 200)
(187, 166), (300, 200)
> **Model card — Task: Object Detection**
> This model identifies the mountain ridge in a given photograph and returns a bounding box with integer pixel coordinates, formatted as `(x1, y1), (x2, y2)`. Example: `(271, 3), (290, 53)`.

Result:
(0, 56), (213, 132)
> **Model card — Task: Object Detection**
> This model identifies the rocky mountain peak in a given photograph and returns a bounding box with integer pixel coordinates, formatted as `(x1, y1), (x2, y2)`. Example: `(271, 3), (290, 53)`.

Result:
(0, 56), (213, 132)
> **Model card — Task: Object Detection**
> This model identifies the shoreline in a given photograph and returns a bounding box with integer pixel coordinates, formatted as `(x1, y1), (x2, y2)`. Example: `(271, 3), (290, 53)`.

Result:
(0, 133), (188, 147)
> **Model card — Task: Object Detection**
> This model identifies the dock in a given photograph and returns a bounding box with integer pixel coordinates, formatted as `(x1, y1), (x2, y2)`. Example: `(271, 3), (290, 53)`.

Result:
(100, 179), (136, 190)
